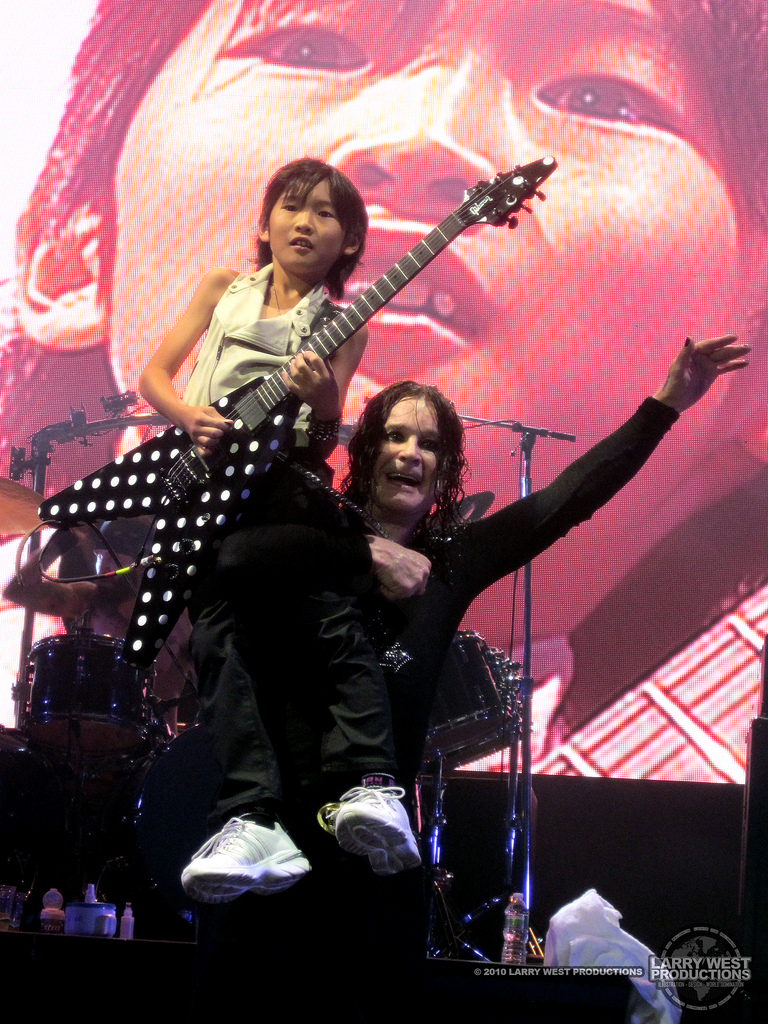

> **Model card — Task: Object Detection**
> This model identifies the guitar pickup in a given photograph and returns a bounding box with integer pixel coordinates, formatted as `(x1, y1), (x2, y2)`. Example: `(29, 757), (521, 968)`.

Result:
(161, 452), (210, 505)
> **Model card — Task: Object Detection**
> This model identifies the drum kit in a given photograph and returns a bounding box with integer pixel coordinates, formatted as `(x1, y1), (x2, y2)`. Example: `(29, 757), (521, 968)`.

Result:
(0, 404), (198, 917)
(0, 398), (552, 953)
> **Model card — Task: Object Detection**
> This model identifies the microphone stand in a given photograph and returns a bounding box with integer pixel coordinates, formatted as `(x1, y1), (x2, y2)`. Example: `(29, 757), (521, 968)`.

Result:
(459, 413), (576, 925)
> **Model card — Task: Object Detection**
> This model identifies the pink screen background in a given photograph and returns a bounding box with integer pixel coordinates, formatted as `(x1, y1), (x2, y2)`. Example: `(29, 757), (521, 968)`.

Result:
(1, 1), (765, 784)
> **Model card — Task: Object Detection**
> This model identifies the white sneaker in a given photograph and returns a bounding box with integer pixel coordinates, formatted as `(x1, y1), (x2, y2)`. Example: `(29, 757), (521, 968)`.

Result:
(330, 786), (422, 876)
(181, 817), (310, 902)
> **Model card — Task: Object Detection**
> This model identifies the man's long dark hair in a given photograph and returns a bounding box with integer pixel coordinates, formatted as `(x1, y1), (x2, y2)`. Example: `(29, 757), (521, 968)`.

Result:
(342, 381), (468, 544)
(257, 159), (368, 299)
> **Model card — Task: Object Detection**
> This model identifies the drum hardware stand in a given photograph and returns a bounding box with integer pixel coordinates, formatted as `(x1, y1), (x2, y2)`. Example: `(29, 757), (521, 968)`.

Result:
(32, 734), (151, 898)
(100, 391), (138, 418)
(9, 425), (61, 730)
(458, 412), (576, 939)
(422, 753), (493, 961)
(422, 669), (522, 959)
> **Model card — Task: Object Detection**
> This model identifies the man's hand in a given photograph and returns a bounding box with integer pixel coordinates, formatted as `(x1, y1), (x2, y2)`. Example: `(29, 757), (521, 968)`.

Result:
(367, 535), (432, 600)
(653, 335), (751, 413)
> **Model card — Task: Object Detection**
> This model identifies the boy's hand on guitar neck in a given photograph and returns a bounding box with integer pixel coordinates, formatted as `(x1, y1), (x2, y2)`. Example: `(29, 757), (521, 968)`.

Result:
(281, 351), (342, 421)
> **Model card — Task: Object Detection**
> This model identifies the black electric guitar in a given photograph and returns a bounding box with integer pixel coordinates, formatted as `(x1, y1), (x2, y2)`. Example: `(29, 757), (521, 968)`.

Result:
(39, 157), (557, 666)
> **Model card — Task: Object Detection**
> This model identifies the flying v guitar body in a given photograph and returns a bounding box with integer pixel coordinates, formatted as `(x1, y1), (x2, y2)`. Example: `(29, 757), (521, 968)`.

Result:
(39, 386), (300, 665)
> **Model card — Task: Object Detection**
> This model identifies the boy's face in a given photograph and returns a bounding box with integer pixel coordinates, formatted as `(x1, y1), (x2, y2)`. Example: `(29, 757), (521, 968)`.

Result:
(110, 0), (750, 420)
(258, 180), (359, 288)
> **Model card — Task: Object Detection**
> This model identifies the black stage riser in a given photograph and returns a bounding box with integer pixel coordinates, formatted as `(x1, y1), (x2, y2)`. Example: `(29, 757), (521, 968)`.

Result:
(436, 773), (743, 962)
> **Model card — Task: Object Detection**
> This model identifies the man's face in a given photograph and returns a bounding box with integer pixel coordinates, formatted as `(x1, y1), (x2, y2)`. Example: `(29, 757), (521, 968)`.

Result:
(370, 396), (441, 533)
(109, 0), (758, 638)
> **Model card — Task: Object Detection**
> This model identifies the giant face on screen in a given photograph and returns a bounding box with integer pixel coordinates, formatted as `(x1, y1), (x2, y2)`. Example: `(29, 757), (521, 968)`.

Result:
(2, 0), (766, 780)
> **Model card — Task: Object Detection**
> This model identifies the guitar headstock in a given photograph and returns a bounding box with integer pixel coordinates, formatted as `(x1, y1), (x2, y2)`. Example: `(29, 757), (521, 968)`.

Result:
(458, 156), (557, 228)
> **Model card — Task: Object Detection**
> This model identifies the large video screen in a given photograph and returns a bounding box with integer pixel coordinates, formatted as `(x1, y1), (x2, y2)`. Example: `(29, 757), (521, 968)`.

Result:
(1, 1), (765, 782)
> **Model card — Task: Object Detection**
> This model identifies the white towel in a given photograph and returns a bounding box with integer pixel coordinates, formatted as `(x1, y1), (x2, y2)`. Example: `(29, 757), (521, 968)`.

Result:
(544, 889), (681, 1024)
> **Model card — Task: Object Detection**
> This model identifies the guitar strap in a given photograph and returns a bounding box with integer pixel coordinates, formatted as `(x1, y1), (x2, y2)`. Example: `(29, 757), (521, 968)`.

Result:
(275, 452), (389, 540)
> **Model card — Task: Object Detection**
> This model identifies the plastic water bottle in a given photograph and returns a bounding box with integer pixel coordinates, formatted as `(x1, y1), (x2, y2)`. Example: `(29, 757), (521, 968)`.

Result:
(501, 893), (529, 964)
(39, 888), (65, 934)
(120, 902), (135, 940)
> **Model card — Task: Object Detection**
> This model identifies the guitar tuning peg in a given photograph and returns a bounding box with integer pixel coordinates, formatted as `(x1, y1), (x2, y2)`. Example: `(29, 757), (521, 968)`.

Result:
(535, 190), (547, 201)
(507, 216), (519, 229)
(520, 203), (532, 214)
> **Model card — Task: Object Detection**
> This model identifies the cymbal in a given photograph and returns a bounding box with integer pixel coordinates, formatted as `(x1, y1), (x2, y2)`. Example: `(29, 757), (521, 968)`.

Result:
(0, 478), (43, 535)
(458, 490), (495, 522)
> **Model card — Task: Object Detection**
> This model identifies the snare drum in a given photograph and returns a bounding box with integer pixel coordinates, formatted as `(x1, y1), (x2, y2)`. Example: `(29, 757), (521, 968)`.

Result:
(424, 631), (517, 765)
(27, 631), (153, 752)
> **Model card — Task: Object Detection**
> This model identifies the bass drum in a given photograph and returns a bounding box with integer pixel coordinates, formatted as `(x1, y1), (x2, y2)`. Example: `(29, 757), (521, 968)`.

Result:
(0, 727), (66, 877)
(132, 725), (222, 914)
(424, 631), (518, 768)
(27, 631), (154, 752)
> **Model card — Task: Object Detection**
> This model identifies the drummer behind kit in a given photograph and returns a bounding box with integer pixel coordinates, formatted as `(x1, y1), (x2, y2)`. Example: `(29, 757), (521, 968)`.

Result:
(4, 517), (193, 744)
